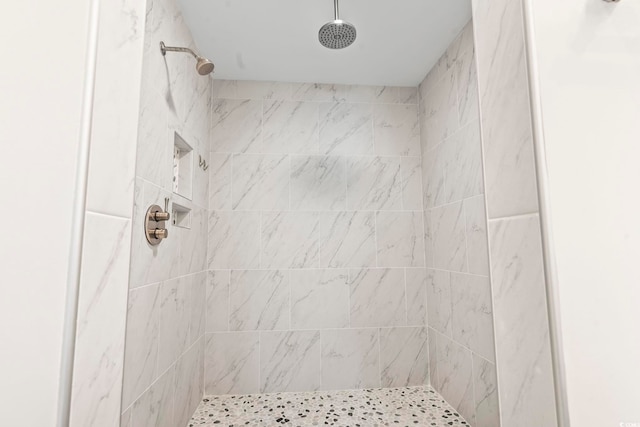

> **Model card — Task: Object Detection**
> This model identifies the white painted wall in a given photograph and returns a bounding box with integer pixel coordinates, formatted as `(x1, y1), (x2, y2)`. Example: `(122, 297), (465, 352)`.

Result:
(0, 2), (91, 425)
(530, 1), (640, 426)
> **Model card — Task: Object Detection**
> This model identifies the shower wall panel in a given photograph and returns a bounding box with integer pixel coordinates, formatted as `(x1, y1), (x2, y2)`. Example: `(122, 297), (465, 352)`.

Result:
(120, 0), (212, 425)
(418, 21), (500, 427)
(205, 81), (430, 395)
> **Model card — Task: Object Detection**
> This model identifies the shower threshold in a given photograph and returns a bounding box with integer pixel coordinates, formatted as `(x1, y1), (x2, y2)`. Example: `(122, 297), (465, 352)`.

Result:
(189, 385), (469, 426)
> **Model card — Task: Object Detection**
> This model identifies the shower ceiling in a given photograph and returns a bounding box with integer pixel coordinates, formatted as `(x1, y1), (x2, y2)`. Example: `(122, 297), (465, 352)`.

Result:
(178, 0), (471, 86)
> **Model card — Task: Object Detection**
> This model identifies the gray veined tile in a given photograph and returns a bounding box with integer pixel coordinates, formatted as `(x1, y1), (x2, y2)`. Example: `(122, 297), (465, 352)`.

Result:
(436, 333), (475, 424)
(177, 206), (207, 276)
(205, 332), (260, 395)
(431, 201), (468, 272)
(292, 82), (340, 102)
(210, 99), (262, 153)
(401, 156), (423, 211)
(260, 330), (321, 393)
(261, 212), (320, 269)
(231, 153), (289, 210)
(421, 67), (459, 150)
(208, 211), (260, 269)
(488, 214), (557, 426)
(208, 153), (232, 210)
(229, 270), (289, 331)
(376, 211), (425, 268)
(428, 328), (438, 388)
(380, 327), (429, 387)
(474, 0), (539, 219)
(319, 211), (377, 268)
(136, 86), (169, 190)
(206, 270), (230, 332)
(158, 276), (191, 373)
(426, 269), (452, 337)
(290, 155), (346, 211)
(319, 102), (374, 155)
(321, 328), (380, 390)
(405, 268), (428, 326)
(456, 46), (480, 126)
(263, 100), (319, 154)
(235, 80), (292, 100)
(290, 269), (349, 329)
(424, 210), (435, 268)
(450, 273), (495, 362)
(174, 340), (204, 427)
(472, 355), (500, 427)
(190, 272), (207, 345)
(421, 143), (447, 209)
(464, 195), (490, 276)
(132, 368), (174, 427)
(122, 284), (160, 409)
(350, 268), (406, 328)
(374, 104), (420, 156)
(444, 120), (484, 203)
(346, 156), (402, 211)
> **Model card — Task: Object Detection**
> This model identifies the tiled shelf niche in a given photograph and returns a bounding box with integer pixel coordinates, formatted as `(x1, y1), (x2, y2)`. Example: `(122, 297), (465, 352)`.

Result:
(173, 132), (193, 200)
(172, 202), (191, 229)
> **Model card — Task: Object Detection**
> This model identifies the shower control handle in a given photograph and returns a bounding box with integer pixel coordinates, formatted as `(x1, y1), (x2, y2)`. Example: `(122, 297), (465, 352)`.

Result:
(151, 211), (170, 222)
(148, 228), (168, 239)
(145, 204), (170, 246)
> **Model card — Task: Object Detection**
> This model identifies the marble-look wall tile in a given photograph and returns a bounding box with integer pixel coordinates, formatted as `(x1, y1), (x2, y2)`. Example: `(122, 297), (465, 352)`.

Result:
(321, 329), (380, 390)
(473, 355), (500, 427)
(131, 368), (174, 427)
(376, 211), (425, 268)
(122, 284), (160, 409)
(380, 327), (429, 387)
(428, 328), (438, 387)
(290, 155), (346, 211)
(206, 270), (229, 332)
(190, 272), (207, 345)
(319, 103), (374, 155)
(158, 276), (191, 372)
(489, 215), (557, 426)
(474, 0), (539, 218)
(456, 46), (480, 126)
(263, 100), (319, 154)
(464, 195), (490, 276)
(261, 331), (322, 393)
(421, 67), (459, 150)
(350, 268), (406, 327)
(431, 202), (468, 272)
(405, 268), (428, 326)
(347, 156), (402, 211)
(232, 154), (289, 210)
(261, 212), (320, 268)
(178, 206), (208, 276)
(210, 99), (262, 153)
(401, 156), (423, 211)
(208, 211), (260, 269)
(450, 273), (495, 362)
(436, 333), (475, 424)
(235, 80), (292, 100)
(121, 408), (131, 427)
(319, 211), (377, 268)
(421, 143), (446, 209)
(426, 270), (452, 336)
(290, 269), (349, 329)
(208, 153), (232, 210)
(444, 120), (484, 203)
(136, 87), (170, 190)
(174, 340), (204, 427)
(374, 104), (420, 157)
(205, 332), (260, 395)
(229, 270), (289, 331)
(423, 210), (435, 268)
(69, 214), (130, 427)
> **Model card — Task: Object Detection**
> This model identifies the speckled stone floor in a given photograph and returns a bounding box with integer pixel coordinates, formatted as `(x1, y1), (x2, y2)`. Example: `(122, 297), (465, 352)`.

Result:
(189, 386), (469, 426)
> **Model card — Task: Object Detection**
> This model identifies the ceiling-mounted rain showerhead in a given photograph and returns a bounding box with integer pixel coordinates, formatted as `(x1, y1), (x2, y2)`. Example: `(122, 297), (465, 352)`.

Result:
(160, 41), (215, 76)
(319, 0), (357, 49)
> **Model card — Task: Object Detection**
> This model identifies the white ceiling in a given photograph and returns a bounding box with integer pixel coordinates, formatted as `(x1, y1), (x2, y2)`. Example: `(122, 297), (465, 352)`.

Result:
(178, 0), (471, 86)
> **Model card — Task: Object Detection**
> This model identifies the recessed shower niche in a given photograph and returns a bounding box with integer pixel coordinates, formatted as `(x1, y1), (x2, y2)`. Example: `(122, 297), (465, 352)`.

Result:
(172, 132), (193, 200)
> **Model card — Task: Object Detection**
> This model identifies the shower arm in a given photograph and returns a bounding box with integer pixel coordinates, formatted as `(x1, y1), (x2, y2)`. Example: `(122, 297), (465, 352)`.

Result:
(160, 41), (198, 59)
(334, 0), (340, 20)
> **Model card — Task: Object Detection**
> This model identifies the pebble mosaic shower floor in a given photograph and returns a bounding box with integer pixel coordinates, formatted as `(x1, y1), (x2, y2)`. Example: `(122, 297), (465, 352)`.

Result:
(189, 386), (469, 426)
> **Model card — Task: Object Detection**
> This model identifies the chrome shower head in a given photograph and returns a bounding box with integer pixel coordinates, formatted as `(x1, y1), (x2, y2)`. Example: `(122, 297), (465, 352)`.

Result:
(160, 41), (215, 76)
(319, 0), (357, 49)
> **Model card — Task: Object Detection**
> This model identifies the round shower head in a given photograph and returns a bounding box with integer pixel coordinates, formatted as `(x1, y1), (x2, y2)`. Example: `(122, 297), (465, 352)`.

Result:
(196, 57), (215, 75)
(319, 0), (356, 49)
(319, 20), (357, 49)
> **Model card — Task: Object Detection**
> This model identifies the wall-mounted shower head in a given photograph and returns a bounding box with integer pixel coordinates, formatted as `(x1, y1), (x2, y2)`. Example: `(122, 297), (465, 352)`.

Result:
(319, 0), (357, 49)
(160, 41), (215, 76)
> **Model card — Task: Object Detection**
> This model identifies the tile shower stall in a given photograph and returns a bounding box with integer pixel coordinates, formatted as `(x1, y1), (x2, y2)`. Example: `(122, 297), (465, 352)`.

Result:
(97, 0), (559, 426)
